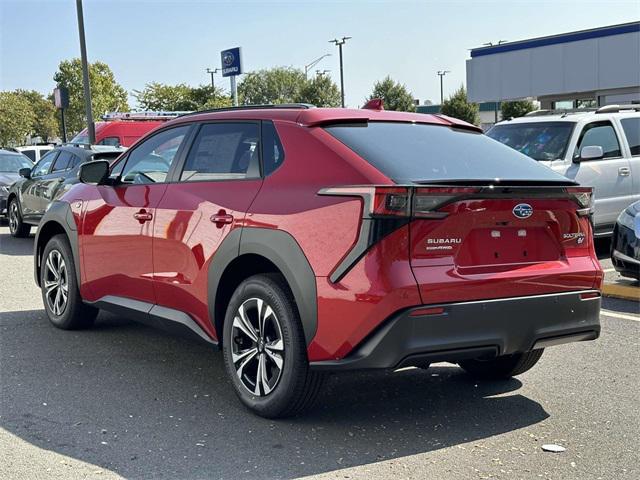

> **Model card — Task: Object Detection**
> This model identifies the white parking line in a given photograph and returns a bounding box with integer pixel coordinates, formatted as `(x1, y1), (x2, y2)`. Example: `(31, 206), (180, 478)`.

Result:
(601, 309), (640, 322)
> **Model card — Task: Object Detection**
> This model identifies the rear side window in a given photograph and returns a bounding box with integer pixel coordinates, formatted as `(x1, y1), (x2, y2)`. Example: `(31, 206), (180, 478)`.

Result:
(180, 123), (259, 181)
(21, 149), (36, 162)
(621, 118), (640, 156)
(261, 121), (285, 176)
(574, 121), (621, 159)
(324, 122), (569, 184)
(51, 151), (74, 172)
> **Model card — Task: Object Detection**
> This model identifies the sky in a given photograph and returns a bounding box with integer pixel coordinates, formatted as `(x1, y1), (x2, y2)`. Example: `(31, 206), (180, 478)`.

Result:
(1, 0), (639, 109)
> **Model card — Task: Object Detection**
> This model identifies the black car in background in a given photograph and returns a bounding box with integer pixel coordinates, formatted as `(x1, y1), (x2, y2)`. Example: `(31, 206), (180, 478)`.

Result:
(611, 200), (640, 281)
(7, 145), (123, 237)
(0, 149), (33, 219)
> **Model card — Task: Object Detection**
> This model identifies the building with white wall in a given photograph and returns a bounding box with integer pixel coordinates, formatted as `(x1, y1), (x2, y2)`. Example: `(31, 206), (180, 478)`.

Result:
(466, 22), (640, 109)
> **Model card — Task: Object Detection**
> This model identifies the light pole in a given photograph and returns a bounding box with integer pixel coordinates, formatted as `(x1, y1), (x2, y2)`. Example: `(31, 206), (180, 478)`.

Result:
(206, 68), (220, 90)
(304, 53), (331, 79)
(437, 70), (451, 105)
(75, 0), (95, 144)
(329, 37), (351, 107)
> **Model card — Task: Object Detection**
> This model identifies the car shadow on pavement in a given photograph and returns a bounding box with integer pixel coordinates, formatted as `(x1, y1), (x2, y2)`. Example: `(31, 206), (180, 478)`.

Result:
(0, 309), (549, 480)
(0, 231), (34, 256)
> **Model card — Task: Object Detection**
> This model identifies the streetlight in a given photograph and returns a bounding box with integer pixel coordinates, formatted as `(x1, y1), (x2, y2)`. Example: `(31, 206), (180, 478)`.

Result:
(304, 53), (331, 79)
(75, 0), (95, 144)
(206, 67), (220, 90)
(437, 70), (451, 105)
(329, 36), (351, 107)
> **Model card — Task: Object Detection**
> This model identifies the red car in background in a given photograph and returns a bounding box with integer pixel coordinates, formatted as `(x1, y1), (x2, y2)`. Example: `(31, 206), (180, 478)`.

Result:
(34, 103), (603, 418)
(70, 111), (189, 147)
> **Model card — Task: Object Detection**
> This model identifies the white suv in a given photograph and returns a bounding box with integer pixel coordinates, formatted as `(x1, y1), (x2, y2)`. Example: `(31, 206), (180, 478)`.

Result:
(488, 106), (640, 236)
(15, 145), (55, 163)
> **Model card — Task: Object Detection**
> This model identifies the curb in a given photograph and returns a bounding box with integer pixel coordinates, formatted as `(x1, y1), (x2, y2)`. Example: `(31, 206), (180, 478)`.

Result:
(601, 283), (640, 302)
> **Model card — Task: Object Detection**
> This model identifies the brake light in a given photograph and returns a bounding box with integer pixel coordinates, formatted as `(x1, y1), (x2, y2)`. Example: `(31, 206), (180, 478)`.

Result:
(566, 187), (593, 215)
(413, 187), (479, 218)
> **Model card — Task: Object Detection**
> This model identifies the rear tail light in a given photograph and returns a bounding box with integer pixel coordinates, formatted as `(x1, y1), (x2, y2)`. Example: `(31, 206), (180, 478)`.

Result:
(322, 186), (480, 219)
(566, 187), (593, 215)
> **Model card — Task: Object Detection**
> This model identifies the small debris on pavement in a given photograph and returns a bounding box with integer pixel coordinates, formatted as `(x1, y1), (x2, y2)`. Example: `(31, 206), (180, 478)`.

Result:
(542, 444), (566, 453)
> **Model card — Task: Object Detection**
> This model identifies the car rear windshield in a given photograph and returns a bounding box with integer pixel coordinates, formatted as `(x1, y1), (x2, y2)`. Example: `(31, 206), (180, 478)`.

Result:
(486, 121), (575, 161)
(323, 121), (570, 184)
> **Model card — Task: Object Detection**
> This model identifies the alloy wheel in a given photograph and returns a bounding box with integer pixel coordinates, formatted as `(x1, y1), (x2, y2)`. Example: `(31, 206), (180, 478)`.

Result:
(9, 202), (18, 233)
(43, 249), (69, 316)
(231, 297), (285, 396)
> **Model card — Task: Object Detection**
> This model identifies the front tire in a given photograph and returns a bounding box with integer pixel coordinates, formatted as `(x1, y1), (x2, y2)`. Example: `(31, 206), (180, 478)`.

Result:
(459, 349), (544, 379)
(8, 199), (31, 238)
(40, 234), (98, 330)
(222, 274), (324, 418)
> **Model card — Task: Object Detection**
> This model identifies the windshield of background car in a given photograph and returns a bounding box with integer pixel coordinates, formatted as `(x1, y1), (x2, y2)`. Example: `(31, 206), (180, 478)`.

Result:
(323, 121), (570, 183)
(70, 131), (89, 144)
(0, 153), (33, 172)
(486, 121), (575, 161)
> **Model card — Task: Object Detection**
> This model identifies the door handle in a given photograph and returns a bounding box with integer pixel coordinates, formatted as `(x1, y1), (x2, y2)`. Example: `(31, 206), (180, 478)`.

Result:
(133, 210), (153, 223)
(210, 211), (233, 228)
(618, 167), (630, 176)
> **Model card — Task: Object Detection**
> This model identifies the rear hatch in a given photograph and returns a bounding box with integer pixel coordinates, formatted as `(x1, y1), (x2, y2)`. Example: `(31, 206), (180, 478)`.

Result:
(321, 121), (602, 303)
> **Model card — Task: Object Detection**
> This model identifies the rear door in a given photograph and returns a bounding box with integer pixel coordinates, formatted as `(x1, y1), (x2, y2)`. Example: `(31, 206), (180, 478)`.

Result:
(564, 120), (633, 229)
(36, 150), (76, 216)
(21, 150), (57, 220)
(81, 125), (191, 305)
(152, 121), (265, 337)
(618, 116), (640, 205)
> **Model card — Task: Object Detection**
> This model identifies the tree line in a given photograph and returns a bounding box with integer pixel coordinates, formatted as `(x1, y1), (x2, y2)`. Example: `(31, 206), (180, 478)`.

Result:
(0, 58), (535, 147)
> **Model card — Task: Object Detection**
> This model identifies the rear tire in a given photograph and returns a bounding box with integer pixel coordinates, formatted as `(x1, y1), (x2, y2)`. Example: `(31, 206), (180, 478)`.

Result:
(41, 234), (98, 330)
(8, 199), (31, 238)
(459, 349), (544, 379)
(222, 273), (324, 418)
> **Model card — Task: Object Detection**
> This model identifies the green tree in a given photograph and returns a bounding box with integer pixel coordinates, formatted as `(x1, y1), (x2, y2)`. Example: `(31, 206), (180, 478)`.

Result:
(238, 67), (306, 105)
(134, 82), (230, 111)
(53, 59), (129, 135)
(501, 99), (536, 119)
(14, 90), (58, 141)
(366, 76), (416, 112)
(297, 74), (341, 107)
(440, 86), (479, 125)
(0, 91), (35, 146)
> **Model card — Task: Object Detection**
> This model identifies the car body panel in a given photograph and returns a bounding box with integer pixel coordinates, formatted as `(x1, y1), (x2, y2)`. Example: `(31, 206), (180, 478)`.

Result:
(41, 106), (602, 368)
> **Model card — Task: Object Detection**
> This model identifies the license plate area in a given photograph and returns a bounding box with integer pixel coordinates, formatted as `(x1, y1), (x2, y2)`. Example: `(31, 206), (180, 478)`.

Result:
(456, 226), (560, 267)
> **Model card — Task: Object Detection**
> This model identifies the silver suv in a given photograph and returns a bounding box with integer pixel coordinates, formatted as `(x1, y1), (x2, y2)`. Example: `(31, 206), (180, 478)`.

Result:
(488, 106), (640, 236)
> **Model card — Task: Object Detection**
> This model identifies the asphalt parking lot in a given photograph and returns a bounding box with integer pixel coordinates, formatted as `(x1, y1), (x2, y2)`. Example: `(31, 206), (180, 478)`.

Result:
(0, 224), (638, 480)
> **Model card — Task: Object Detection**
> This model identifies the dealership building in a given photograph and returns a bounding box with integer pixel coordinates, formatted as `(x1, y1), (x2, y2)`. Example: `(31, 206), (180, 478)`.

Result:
(466, 22), (640, 110)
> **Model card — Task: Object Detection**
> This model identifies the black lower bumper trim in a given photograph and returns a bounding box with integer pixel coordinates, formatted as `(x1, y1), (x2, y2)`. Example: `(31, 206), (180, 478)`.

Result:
(310, 290), (601, 371)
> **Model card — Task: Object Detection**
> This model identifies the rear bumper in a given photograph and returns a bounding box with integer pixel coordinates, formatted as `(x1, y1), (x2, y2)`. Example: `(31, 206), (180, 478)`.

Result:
(310, 290), (601, 371)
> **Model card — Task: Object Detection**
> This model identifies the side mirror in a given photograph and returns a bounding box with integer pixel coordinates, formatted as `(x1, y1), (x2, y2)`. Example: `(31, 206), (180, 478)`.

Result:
(575, 145), (604, 163)
(19, 167), (32, 178)
(79, 160), (110, 185)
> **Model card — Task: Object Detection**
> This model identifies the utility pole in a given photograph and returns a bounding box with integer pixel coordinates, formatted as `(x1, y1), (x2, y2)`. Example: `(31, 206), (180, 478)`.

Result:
(75, 0), (95, 144)
(329, 37), (351, 107)
(437, 70), (451, 105)
(206, 68), (219, 90)
(304, 53), (331, 79)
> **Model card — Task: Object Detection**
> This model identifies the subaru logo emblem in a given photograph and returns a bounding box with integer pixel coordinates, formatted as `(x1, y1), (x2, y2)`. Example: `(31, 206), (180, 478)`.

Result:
(222, 52), (235, 67)
(513, 203), (533, 219)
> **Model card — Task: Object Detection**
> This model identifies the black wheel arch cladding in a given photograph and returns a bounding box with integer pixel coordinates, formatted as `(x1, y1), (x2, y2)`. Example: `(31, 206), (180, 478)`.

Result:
(209, 227), (318, 346)
(34, 201), (81, 288)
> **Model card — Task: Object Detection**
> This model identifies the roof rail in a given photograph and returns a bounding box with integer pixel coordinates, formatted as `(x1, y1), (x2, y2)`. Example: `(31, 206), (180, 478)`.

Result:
(595, 104), (640, 114)
(178, 103), (316, 118)
(524, 108), (597, 117)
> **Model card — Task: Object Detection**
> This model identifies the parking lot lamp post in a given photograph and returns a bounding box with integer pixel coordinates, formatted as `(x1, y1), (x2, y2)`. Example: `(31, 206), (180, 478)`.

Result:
(437, 70), (450, 106)
(304, 53), (331, 79)
(329, 37), (351, 107)
(206, 68), (219, 90)
(75, 0), (95, 144)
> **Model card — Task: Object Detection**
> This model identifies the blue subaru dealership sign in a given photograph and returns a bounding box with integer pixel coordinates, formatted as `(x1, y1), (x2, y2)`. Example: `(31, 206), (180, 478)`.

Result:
(221, 47), (242, 77)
